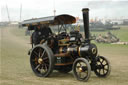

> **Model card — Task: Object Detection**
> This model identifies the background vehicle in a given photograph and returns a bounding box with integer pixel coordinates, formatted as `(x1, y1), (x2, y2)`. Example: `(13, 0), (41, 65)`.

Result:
(21, 8), (111, 81)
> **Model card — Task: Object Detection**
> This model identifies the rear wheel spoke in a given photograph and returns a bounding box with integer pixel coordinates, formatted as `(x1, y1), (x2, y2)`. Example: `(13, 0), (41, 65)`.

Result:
(41, 50), (46, 58)
(42, 57), (48, 61)
(34, 51), (38, 56)
(44, 64), (48, 71)
(35, 64), (40, 70)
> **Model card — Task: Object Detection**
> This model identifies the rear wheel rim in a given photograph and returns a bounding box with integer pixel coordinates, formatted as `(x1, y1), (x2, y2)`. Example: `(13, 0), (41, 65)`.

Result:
(30, 45), (54, 77)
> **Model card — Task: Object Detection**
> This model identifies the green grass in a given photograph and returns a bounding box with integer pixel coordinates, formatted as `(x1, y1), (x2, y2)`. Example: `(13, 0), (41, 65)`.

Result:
(0, 26), (128, 85)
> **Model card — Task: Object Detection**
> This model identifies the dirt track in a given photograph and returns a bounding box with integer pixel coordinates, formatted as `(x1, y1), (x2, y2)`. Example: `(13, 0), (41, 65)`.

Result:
(0, 27), (31, 48)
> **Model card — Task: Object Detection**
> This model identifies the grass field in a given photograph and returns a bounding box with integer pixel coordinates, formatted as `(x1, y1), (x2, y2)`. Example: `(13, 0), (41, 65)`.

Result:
(91, 25), (128, 42)
(0, 26), (128, 85)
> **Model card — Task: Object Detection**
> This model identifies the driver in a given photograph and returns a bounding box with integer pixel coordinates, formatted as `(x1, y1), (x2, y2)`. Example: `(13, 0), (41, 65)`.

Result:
(31, 24), (52, 45)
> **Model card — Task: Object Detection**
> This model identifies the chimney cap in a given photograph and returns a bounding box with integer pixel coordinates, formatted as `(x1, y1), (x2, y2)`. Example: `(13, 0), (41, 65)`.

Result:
(82, 8), (89, 12)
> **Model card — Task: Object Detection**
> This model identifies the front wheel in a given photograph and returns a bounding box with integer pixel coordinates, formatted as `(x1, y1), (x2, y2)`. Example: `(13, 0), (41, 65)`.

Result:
(94, 56), (111, 77)
(73, 58), (91, 81)
(30, 44), (55, 77)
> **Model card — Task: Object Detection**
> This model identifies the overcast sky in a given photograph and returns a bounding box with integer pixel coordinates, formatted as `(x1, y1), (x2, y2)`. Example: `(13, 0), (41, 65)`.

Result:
(0, 0), (128, 21)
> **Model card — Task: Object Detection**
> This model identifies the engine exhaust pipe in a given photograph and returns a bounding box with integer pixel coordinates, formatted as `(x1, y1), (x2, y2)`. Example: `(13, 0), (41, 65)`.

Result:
(82, 8), (90, 42)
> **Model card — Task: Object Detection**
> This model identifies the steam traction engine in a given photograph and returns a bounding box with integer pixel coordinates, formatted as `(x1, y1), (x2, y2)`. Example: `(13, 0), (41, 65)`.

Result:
(21, 8), (111, 81)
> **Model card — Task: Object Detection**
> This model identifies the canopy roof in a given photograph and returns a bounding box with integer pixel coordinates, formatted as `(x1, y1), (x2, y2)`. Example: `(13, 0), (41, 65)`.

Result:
(21, 14), (76, 26)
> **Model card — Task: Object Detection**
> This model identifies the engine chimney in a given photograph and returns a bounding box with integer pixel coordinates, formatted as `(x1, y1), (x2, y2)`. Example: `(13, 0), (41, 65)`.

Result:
(82, 8), (90, 42)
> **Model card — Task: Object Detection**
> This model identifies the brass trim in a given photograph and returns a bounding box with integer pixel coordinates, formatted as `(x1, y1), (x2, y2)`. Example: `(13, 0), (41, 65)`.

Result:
(92, 48), (96, 54)
(58, 44), (70, 46)
(38, 58), (43, 64)
(54, 53), (70, 57)
(59, 47), (63, 53)
(79, 67), (83, 72)
(40, 39), (45, 44)
(78, 46), (81, 57)
(55, 62), (73, 66)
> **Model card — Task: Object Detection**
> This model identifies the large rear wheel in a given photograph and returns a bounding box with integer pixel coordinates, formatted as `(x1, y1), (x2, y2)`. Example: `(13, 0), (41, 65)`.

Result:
(30, 44), (55, 77)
